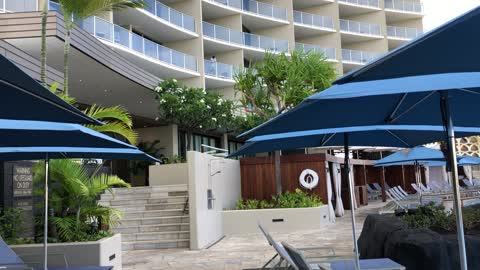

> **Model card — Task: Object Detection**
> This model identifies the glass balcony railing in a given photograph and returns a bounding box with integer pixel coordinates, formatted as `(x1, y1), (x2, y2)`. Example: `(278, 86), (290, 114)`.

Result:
(385, 0), (423, 13)
(141, 0), (195, 32)
(340, 19), (381, 36)
(80, 16), (197, 72)
(0, 0), (37, 13)
(48, 1), (61, 12)
(207, 0), (287, 21)
(204, 60), (239, 80)
(295, 43), (336, 60)
(202, 21), (289, 53)
(387, 26), (422, 39)
(293, 11), (334, 30)
(338, 0), (380, 8)
(342, 49), (379, 64)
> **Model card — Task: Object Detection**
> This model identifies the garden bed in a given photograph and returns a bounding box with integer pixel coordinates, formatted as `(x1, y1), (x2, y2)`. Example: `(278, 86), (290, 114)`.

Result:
(11, 234), (122, 270)
(222, 205), (330, 235)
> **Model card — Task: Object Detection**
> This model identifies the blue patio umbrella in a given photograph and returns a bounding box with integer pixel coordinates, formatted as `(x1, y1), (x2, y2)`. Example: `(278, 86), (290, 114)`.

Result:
(0, 119), (158, 270)
(231, 126), (480, 270)
(335, 6), (480, 84)
(0, 54), (101, 125)
(373, 146), (444, 166)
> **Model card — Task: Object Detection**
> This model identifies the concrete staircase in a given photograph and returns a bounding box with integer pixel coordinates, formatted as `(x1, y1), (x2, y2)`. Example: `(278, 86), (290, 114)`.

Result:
(99, 184), (190, 251)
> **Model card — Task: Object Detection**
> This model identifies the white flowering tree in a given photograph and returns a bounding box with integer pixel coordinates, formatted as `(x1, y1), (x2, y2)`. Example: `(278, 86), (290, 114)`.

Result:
(154, 79), (236, 150)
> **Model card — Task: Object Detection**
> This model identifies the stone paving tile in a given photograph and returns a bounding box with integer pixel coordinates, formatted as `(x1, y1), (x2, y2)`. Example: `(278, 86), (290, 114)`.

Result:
(123, 201), (385, 270)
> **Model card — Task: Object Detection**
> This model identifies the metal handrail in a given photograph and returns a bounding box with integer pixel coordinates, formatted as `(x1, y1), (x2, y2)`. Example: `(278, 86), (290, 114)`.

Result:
(385, 0), (423, 13)
(142, 0), (196, 32)
(338, 0), (380, 8)
(387, 25), (422, 39)
(295, 43), (336, 60)
(81, 16), (198, 72)
(340, 19), (381, 36)
(342, 49), (379, 64)
(202, 21), (289, 53)
(207, 0), (288, 21)
(293, 10), (334, 30)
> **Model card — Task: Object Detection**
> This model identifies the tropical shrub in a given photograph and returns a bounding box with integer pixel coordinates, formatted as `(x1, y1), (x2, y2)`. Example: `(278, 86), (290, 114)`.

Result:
(235, 189), (323, 210)
(0, 207), (23, 242)
(33, 159), (130, 243)
(403, 203), (480, 234)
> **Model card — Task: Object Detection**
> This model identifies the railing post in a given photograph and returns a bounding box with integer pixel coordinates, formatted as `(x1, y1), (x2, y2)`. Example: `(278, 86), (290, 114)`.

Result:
(183, 54), (186, 69)
(170, 49), (173, 65)
(93, 16), (96, 36)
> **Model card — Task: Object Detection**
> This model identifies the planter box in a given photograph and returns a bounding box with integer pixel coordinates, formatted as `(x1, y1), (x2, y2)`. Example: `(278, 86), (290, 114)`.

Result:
(149, 163), (188, 186)
(222, 205), (330, 235)
(12, 234), (122, 270)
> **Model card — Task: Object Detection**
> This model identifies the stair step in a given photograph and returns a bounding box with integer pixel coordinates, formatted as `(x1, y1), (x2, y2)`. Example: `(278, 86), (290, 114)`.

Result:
(117, 216), (189, 227)
(112, 223), (190, 234)
(123, 209), (186, 219)
(110, 184), (187, 194)
(122, 231), (190, 242)
(100, 196), (187, 206)
(122, 239), (189, 251)
(113, 202), (187, 212)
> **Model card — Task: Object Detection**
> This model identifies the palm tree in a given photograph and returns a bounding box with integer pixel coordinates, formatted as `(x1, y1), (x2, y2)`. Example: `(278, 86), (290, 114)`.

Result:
(40, 0), (48, 87)
(58, 0), (144, 96)
(33, 159), (130, 241)
(49, 84), (138, 144)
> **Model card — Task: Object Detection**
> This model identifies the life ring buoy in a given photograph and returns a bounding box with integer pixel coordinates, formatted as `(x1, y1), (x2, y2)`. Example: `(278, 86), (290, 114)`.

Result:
(299, 169), (319, 190)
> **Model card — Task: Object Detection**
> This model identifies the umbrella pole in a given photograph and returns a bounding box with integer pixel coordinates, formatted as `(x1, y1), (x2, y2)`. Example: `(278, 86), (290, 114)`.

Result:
(44, 155), (49, 270)
(441, 92), (467, 270)
(344, 133), (360, 270)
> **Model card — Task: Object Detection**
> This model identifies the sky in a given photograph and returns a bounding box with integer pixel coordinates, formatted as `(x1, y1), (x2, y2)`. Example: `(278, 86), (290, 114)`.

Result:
(423, 0), (480, 30)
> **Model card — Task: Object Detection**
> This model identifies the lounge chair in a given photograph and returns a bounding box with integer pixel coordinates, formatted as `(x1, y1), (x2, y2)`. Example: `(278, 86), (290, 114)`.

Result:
(419, 183), (432, 193)
(366, 184), (380, 200)
(281, 241), (405, 270)
(411, 183), (423, 195)
(372, 183), (384, 192)
(385, 182), (392, 190)
(258, 223), (337, 269)
(462, 179), (475, 189)
(0, 236), (112, 270)
(473, 179), (480, 186)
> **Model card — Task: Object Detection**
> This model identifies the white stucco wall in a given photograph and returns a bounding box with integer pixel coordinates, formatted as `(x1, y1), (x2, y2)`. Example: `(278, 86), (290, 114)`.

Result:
(149, 163), (188, 185)
(187, 151), (241, 249)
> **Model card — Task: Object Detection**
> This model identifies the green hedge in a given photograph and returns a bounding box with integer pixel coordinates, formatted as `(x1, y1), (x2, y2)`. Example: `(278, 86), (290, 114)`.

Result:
(235, 189), (323, 210)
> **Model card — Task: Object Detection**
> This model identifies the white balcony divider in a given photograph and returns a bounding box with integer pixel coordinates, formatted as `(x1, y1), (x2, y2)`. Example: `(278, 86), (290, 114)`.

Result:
(387, 25), (422, 39)
(293, 10), (334, 30)
(204, 60), (239, 80)
(338, 0), (379, 8)
(81, 16), (197, 72)
(340, 19), (381, 36)
(202, 21), (289, 53)
(342, 49), (379, 64)
(1, 0), (37, 13)
(385, 0), (423, 13)
(295, 43), (336, 60)
(142, 0), (195, 32)
(208, 0), (287, 21)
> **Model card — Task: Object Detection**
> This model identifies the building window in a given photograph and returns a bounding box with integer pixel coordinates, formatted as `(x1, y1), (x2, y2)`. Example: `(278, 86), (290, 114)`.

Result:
(178, 131), (221, 158)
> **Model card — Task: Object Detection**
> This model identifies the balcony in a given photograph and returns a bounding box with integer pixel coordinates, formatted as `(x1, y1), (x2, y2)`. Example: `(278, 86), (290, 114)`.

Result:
(202, 21), (289, 60)
(205, 60), (240, 88)
(293, 11), (335, 38)
(202, 0), (288, 31)
(387, 25), (422, 49)
(0, 0), (37, 13)
(338, 0), (380, 16)
(113, 0), (198, 43)
(385, 0), (423, 22)
(294, 0), (334, 10)
(340, 19), (382, 43)
(80, 16), (199, 79)
(342, 48), (380, 72)
(295, 43), (336, 61)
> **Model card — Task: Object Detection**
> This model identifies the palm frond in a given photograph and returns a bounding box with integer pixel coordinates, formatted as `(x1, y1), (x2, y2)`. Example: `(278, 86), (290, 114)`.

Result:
(83, 105), (133, 128)
(49, 82), (76, 105)
(85, 121), (138, 145)
(50, 216), (76, 242)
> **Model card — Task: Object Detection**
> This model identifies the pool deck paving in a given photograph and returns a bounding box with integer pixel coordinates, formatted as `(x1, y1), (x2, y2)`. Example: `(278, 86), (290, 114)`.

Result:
(123, 201), (386, 270)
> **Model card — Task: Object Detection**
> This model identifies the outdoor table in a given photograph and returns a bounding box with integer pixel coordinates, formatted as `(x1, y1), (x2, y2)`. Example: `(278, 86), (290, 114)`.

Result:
(314, 258), (405, 270)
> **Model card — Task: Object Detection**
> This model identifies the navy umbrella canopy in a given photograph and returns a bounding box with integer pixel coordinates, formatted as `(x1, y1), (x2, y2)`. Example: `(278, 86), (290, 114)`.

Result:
(335, 6), (480, 84)
(0, 54), (101, 125)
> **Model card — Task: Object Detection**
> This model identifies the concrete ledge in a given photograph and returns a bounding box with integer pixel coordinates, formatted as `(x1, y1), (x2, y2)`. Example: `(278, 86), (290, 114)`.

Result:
(11, 234), (122, 270)
(149, 163), (188, 186)
(222, 206), (330, 235)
